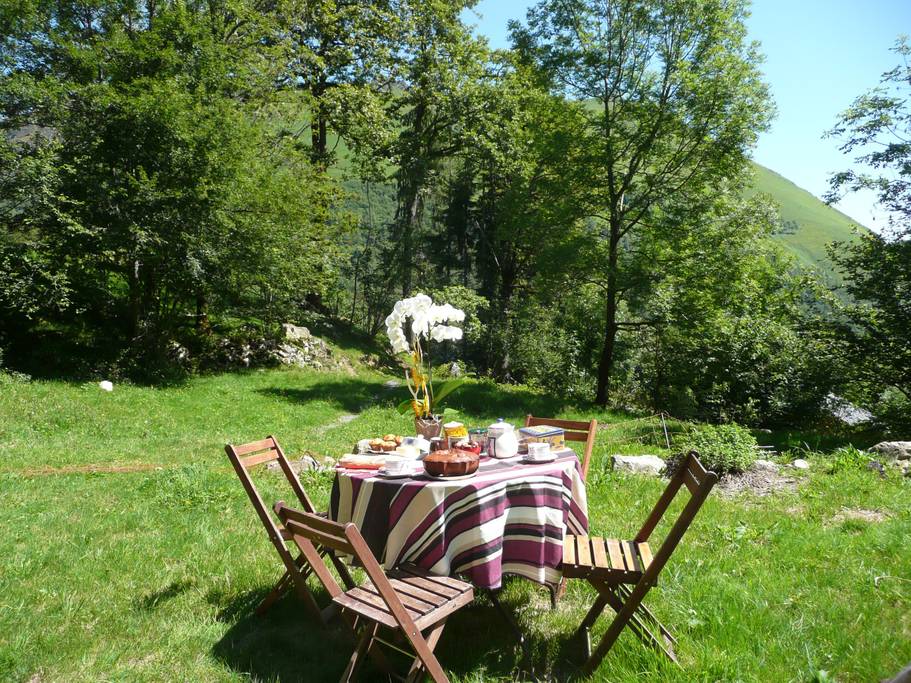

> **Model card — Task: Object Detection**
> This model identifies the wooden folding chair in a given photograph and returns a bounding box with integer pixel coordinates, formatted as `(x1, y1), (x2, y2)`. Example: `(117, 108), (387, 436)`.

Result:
(225, 436), (354, 621)
(524, 415), (598, 481)
(562, 452), (718, 676)
(524, 415), (598, 607)
(274, 502), (475, 683)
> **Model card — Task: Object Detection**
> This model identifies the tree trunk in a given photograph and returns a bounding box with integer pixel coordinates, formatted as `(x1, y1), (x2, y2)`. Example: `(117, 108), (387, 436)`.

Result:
(128, 259), (142, 339)
(195, 290), (210, 335)
(595, 224), (621, 406)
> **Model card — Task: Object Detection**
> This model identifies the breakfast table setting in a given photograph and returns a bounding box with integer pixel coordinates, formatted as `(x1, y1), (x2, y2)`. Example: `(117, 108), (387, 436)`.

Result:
(329, 418), (589, 591)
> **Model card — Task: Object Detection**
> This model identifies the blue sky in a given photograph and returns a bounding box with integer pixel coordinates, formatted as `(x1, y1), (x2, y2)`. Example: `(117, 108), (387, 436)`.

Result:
(462, 0), (911, 229)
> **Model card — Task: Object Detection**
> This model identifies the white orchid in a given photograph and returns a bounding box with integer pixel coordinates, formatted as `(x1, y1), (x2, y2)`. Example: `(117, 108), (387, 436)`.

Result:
(384, 294), (467, 419)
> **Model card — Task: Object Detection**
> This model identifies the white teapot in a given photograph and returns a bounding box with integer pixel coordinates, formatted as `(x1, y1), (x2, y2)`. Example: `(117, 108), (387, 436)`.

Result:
(487, 418), (519, 459)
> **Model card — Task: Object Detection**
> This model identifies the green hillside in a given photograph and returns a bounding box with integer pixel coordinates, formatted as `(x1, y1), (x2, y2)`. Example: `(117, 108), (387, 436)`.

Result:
(334, 157), (864, 285)
(750, 162), (865, 282)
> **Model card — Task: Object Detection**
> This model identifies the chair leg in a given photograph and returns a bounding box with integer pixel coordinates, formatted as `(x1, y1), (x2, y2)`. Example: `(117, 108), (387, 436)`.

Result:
(255, 570), (292, 616)
(582, 579), (666, 676)
(615, 583), (677, 646)
(340, 622), (378, 683)
(405, 620), (447, 683)
(547, 577), (567, 609)
(596, 583), (677, 663)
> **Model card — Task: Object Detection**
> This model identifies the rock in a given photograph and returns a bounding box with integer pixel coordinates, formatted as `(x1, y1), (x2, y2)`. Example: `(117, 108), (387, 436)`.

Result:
(790, 458), (810, 470)
(825, 393), (874, 426)
(281, 323), (311, 343)
(612, 454), (666, 476)
(867, 460), (886, 478)
(753, 459), (780, 472)
(383, 379), (401, 389)
(98, 380), (113, 392)
(869, 441), (911, 461)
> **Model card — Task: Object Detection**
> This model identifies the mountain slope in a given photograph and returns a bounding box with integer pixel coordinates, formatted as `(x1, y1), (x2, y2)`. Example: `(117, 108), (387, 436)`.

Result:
(750, 162), (865, 281)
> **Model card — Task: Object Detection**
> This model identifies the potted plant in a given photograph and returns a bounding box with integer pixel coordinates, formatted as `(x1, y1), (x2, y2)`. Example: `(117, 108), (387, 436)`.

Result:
(385, 294), (467, 438)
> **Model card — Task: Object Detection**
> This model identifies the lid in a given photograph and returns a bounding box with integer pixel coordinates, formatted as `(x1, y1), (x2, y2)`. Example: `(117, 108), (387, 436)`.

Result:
(487, 418), (514, 432)
(519, 425), (564, 437)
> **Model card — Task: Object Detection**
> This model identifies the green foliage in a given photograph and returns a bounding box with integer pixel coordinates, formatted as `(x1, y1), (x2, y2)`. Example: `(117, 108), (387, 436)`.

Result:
(0, 0), (343, 376)
(822, 38), (911, 432)
(827, 446), (873, 474)
(676, 423), (758, 474)
(512, 0), (775, 405)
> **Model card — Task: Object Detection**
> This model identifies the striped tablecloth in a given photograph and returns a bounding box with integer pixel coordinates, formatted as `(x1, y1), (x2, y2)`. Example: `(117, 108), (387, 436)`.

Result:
(329, 449), (588, 589)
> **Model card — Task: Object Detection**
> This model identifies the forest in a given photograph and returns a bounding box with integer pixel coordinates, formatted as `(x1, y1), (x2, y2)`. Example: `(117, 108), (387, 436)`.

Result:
(2, 0), (909, 433)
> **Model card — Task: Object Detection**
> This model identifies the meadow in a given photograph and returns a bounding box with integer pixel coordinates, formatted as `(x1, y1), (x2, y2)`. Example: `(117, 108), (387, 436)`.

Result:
(1, 367), (909, 682)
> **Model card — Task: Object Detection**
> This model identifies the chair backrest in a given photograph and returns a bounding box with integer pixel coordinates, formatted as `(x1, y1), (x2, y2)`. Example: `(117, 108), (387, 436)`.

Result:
(225, 436), (318, 557)
(525, 415), (598, 481)
(275, 502), (424, 638)
(634, 451), (717, 582)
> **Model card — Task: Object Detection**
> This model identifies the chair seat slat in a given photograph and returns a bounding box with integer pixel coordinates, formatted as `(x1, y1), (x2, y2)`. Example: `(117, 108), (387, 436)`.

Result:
(576, 535), (592, 567)
(393, 566), (464, 599)
(637, 542), (653, 570)
(591, 537), (609, 569)
(563, 535), (577, 565)
(606, 538), (625, 570)
(621, 541), (640, 573)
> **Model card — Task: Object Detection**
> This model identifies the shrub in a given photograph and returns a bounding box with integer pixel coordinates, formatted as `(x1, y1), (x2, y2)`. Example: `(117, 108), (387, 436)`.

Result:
(675, 423), (758, 474)
(827, 446), (873, 474)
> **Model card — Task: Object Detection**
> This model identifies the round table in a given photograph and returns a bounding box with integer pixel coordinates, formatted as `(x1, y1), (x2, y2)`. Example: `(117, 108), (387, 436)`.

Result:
(329, 449), (589, 589)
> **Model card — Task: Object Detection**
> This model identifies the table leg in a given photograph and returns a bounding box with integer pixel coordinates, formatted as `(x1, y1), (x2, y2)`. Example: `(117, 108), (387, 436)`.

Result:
(484, 588), (531, 660)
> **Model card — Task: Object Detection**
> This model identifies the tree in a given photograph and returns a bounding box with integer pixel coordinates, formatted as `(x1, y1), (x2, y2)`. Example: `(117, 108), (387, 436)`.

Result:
(512, 0), (773, 405)
(825, 38), (911, 426)
(386, 0), (485, 296)
(0, 0), (342, 364)
(280, 0), (403, 170)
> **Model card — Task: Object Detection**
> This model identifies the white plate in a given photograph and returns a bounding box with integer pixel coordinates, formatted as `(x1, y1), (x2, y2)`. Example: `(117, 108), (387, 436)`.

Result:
(422, 471), (478, 481)
(376, 467), (416, 479)
(521, 455), (557, 464)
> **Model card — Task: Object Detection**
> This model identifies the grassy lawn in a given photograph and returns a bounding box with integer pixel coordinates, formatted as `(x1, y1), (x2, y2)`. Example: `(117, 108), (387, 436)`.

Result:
(1, 368), (909, 682)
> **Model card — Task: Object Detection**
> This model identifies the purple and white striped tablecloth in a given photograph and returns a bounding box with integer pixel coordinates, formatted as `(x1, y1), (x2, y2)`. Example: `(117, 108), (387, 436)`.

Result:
(329, 449), (588, 589)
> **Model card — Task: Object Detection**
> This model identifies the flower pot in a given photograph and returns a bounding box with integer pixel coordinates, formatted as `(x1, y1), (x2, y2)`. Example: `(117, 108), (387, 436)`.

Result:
(414, 416), (443, 440)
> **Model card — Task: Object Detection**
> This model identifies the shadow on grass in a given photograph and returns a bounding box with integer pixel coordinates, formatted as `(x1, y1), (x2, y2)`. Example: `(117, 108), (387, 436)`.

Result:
(258, 375), (576, 423)
(257, 377), (397, 414)
(208, 585), (574, 682)
(136, 580), (195, 611)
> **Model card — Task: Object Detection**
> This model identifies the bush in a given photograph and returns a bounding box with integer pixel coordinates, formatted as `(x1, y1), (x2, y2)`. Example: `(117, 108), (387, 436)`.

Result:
(675, 423), (758, 474)
(827, 445), (873, 474)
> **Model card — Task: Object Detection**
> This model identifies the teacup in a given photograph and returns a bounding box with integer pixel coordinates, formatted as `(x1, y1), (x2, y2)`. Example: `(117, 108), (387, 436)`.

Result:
(384, 458), (411, 475)
(527, 442), (551, 460)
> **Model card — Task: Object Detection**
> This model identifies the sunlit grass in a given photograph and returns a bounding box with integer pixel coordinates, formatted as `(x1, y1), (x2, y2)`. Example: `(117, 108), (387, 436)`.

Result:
(1, 368), (909, 681)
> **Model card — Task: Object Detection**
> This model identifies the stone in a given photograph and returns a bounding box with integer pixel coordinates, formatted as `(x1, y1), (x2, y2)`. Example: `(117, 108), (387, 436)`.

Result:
(824, 393), (873, 426)
(612, 454), (666, 476)
(98, 380), (113, 392)
(790, 458), (810, 470)
(869, 441), (911, 461)
(281, 323), (311, 343)
(753, 459), (780, 472)
(383, 379), (401, 389)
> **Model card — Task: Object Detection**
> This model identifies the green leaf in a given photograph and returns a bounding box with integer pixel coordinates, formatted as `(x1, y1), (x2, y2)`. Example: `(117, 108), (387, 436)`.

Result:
(430, 378), (466, 411)
(396, 399), (413, 415)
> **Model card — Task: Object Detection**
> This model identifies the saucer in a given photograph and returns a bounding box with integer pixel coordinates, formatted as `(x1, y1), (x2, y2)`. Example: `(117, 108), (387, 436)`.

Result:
(376, 467), (415, 479)
(521, 454), (557, 464)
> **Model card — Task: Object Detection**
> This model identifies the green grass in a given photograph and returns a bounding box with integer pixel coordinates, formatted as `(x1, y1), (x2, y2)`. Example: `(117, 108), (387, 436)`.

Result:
(749, 162), (866, 284)
(1, 368), (909, 682)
